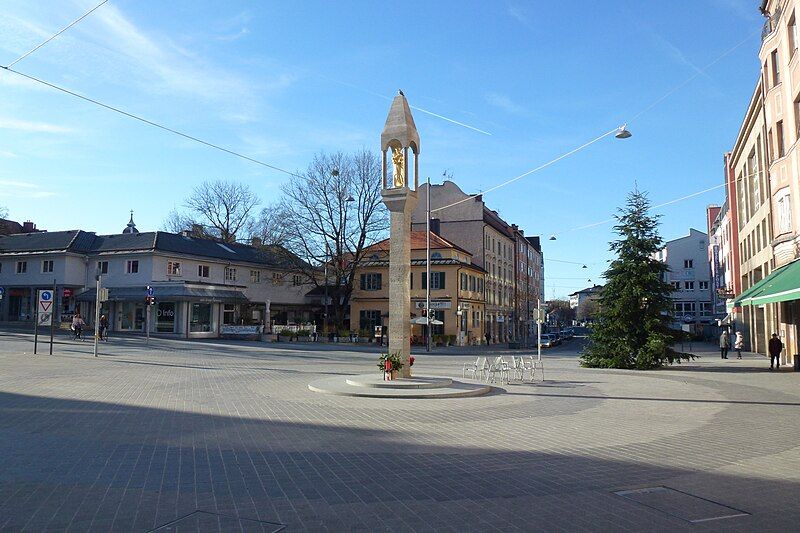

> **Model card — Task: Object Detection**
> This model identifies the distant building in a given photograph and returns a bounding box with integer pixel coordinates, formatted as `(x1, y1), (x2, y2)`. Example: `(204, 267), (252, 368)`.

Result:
(0, 219), (39, 236)
(568, 285), (603, 310)
(654, 228), (713, 334)
(349, 230), (486, 345)
(0, 217), (318, 337)
(411, 180), (543, 344)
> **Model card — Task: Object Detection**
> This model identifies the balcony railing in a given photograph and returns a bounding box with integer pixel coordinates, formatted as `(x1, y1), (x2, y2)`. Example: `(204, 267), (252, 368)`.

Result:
(762, 5), (783, 41)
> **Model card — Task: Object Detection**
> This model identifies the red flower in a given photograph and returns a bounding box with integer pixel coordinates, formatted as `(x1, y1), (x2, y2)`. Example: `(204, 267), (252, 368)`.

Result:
(409, 356), (415, 367)
(385, 360), (392, 371)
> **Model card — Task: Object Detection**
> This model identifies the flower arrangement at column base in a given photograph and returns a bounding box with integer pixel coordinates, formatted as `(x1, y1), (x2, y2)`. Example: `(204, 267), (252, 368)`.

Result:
(378, 351), (404, 380)
(409, 356), (415, 377)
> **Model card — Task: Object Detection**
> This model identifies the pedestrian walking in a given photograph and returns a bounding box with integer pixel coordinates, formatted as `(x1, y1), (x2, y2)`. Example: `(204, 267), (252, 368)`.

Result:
(485, 332), (490, 346)
(72, 313), (85, 341)
(734, 331), (744, 359)
(719, 330), (730, 359)
(768, 333), (783, 370)
(99, 314), (109, 341)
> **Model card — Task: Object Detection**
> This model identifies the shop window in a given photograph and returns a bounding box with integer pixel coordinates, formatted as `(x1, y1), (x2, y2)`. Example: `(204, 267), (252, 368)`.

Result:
(359, 309), (381, 330)
(167, 261), (181, 276)
(190, 303), (213, 332)
(430, 310), (445, 335)
(223, 304), (236, 325)
(97, 261), (108, 274)
(225, 267), (237, 281)
(198, 264), (209, 278)
(16, 261), (26, 274)
(156, 302), (176, 332)
(41, 260), (54, 273)
(126, 260), (138, 274)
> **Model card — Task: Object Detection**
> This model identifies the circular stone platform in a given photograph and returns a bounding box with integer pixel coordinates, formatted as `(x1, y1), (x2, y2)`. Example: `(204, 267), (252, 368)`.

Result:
(309, 374), (492, 399)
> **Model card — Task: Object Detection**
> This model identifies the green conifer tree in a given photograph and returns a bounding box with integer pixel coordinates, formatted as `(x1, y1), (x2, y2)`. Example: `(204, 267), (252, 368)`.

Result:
(581, 189), (692, 369)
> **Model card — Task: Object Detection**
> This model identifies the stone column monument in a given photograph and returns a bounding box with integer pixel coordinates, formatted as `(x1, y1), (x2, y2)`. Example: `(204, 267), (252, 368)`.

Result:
(381, 90), (420, 378)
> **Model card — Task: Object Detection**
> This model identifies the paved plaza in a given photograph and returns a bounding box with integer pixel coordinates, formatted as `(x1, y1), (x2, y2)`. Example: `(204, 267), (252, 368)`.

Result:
(0, 332), (799, 532)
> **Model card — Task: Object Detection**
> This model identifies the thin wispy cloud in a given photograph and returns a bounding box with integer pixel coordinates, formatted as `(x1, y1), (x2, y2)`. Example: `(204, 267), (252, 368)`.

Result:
(709, 0), (759, 21)
(507, 5), (534, 29)
(0, 180), (58, 198)
(485, 92), (526, 115)
(0, 117), (73, 133)
(0, 151), (17, 158)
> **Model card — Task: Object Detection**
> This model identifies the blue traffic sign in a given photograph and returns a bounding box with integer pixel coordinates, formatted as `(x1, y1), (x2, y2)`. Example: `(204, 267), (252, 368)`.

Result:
(0, 287), (4, 296)
(40, 290), (52, 301)
(146, 286), (154, 296)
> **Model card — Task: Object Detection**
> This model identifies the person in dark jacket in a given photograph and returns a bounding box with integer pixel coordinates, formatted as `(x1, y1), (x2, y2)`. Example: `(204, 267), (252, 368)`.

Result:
(719, 330), (730, 359)
(768, 333), (783, 370)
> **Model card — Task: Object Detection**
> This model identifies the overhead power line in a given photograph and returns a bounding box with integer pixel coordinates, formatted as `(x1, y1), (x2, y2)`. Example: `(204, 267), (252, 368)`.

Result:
(0, 66), (303, 178)
(6, 0), (109, 68)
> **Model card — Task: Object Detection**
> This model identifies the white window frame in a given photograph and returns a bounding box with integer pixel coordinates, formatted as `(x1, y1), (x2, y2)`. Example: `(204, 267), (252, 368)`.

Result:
(97, 261), (109, 274)
(126, 260), (139, 274)
(224, 267), (237, 282)
(16, 261), (27, 274)
(250, 270), (261, 283)
(167, 261), (181, 276)
(41, 260), (54, 273)
(198, 264), (209, 278)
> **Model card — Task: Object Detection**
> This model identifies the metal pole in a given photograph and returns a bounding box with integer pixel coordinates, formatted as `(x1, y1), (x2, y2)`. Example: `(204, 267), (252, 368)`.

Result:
(324, 244), (329, 338)
(537, 298), (542, 362)
(93, 275), (101, 357)
(34, 290), (39, 355)
(49, 278), (55, 355)
(146, 304), (150, 345)
(426, 176), (431, 353)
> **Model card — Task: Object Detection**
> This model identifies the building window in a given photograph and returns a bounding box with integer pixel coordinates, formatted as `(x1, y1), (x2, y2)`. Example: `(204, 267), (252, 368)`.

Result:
(699, 281), (709, 290)
(469, 275), (476, 292)
(126, 260), (138, 274)
(360, 273), (382, 290)
(224, 267), (237, 281)
(97, 261), (108, 274)
(683, 259), (693, 269)
(292, 274), (302, 286)
(167, 261), (181, 276)
(250, 270), (261, 283)
(430, 272), (446, 290)
(777, 189), (793, 235)
(190, 303), (213, 332)
(671, 281), (680, 290)
(790, 12), (798, 56)
(198, 264), (209, 278)
(272, 272), (281, 284)
(16, 261), (27, 274)
(461, 273), (468, 290)
(41, 260), (54, 273)
(684, 281), (695, 290)
(772, 49), (780, 86)
(777, 120), (786, 158)
(700, 302), (712, 317)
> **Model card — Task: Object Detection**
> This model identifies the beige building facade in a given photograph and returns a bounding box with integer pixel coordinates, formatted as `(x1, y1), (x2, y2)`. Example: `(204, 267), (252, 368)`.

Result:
(411, 181), (536, 344)
(349, 231), (486, 345)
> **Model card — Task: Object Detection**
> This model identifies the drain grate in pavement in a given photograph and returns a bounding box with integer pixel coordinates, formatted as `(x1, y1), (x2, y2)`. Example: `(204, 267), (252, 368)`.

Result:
(148, 510), (286, 532)
(614, 486), (749, 524)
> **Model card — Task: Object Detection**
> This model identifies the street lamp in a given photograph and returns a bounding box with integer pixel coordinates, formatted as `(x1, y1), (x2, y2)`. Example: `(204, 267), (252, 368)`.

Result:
(323, 168), (354, 337)
(615, 124), (632, 139)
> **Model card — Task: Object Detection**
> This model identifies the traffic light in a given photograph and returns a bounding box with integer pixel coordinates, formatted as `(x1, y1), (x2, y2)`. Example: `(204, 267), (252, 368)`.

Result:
(145, 295), (155, 305)
(421, 308), (427, 317)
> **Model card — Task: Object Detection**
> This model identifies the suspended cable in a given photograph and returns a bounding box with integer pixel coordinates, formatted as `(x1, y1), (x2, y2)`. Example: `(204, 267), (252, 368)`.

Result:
(0, 66), (303, 178)
(430, 126), (622, 214)
(5, 0), (109, 68)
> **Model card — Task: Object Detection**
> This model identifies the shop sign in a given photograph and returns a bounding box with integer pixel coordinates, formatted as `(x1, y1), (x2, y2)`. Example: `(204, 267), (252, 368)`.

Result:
(221, 325), (261, 335)
(414, 301), (451, 309)
(63, 288), (73, 298)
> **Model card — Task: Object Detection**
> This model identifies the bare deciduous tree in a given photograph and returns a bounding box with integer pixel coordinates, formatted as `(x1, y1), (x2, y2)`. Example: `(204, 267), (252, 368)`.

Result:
(251, 202), (291, 246)
(163, 180), (260, 242)
(279, 149), (388, 329)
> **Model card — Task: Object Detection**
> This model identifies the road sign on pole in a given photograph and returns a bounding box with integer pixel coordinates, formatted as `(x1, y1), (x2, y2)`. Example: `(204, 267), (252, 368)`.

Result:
(0, 287), (5, 300)
(37, 290), (53, 327)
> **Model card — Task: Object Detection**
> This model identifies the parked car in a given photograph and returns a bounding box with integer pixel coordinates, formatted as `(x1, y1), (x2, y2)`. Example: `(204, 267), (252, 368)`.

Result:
(539, 334), (557, 348)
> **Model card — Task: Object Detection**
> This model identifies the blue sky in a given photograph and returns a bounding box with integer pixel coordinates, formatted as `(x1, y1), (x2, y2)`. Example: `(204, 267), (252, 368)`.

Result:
(0, 0), (764, 297)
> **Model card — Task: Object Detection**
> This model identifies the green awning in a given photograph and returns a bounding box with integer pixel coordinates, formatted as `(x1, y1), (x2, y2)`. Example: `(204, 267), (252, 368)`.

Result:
(733, 260), (800, 307)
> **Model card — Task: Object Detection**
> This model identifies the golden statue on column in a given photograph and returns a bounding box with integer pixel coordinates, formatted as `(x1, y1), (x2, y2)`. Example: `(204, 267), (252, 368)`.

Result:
(391, 147), (405, 188)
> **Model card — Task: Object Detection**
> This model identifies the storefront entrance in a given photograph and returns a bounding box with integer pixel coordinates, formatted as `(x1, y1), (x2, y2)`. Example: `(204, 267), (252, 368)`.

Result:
(189, 302), (215, 334)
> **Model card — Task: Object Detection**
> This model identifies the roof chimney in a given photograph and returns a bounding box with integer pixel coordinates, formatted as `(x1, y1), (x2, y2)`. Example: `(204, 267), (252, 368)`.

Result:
(22, 221), (36, 232)
(191, 224), (204, 237)
(430, 218), (441, 236)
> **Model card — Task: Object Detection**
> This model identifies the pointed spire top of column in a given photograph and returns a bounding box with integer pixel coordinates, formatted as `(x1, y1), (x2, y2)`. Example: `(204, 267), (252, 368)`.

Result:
(381, 90), (420, 154)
